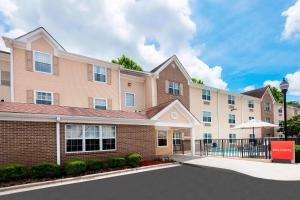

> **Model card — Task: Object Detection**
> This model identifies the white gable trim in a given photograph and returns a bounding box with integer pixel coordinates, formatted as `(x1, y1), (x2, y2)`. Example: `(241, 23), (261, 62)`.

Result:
(155, 56), (192, 84)
(262, 87), (276, 103)
(151, 100), (200, 126)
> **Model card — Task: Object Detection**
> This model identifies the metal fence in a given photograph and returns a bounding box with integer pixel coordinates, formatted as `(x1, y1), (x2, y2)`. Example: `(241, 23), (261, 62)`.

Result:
(174, 137), (299, 159)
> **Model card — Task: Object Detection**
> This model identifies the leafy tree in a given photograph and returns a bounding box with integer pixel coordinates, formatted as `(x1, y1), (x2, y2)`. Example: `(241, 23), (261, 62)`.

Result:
(192, 77), (204, 85)
(267, 85), (283, 103)
(112, 55), (143, 71)
(278, 115), (300, 137)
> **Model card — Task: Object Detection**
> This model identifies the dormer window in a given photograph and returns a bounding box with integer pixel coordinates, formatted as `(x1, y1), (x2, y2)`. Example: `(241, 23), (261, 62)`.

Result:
(34, 51), (52, 73)
(93, 65), (106, 83)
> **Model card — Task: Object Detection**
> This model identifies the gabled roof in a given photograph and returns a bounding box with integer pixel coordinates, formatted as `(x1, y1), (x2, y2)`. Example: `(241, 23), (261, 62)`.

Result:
(242, 87), (268, 98)
(144, 99), (175, 118)
(14, 27), (66, 51)
(150, 55), (192, 83)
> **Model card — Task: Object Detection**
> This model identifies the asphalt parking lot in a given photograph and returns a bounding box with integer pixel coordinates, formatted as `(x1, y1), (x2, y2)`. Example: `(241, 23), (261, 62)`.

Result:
(1, 165), (300, 200)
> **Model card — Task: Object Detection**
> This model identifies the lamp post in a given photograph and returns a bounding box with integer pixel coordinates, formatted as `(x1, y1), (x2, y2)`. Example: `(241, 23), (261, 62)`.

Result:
(279, 78), (289, 140)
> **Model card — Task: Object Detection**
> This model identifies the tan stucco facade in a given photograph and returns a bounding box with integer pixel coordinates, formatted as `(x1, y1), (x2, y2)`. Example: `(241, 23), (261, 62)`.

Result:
(0, 52), (10, 102)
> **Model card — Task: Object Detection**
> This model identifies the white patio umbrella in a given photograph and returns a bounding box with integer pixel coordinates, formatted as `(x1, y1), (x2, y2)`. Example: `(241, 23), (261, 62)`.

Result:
(231, 119), (278, 136)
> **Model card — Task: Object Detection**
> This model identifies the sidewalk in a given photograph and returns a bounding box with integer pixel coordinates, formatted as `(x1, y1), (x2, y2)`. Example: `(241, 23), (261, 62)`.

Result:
(177, 156), (300, 181)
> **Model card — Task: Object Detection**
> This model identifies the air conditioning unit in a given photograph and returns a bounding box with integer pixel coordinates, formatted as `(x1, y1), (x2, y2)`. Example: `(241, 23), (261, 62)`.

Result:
(203, 101), (210, 105)
(249, 108), (254, 112)
(204, 123), (211, 126)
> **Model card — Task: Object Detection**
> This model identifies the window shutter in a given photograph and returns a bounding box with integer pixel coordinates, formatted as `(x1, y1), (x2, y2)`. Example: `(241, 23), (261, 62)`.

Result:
(107, 68), (112, 85)
(53, 56), (59, 75)
(87, 64), (93, 81)
(54, 93), (60, 105)
(26, 50), (33, 71)
(107, 98), (112, 110)
(26, 90), (34, 103)
(180, 83), (183, 96)
(88, 97), (94, 108)
(165, 80), (169, 93)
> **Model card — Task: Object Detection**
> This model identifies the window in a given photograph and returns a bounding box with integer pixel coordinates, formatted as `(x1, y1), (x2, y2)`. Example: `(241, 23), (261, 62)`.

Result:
(278, 107), (283, 115)
(228, 114), (236, 124)
(168, 81), (180, 96)
(173, 132), (181, 145)
(249, 116), (254, 120)
(85, 126), (100, 151)
(158, 130), (167, 147)
(264, 103), (271, 111)
(229, 133), (236, 144)
(102, 126), (116, 150)
(265, 117), (271, 123)
(94, 98), (107, 110)
(0, 70), (10, 86)
(93, 65), (106, 82)
(203, 111), (212, 123)
(65, 125), (116, 152)
(228, 95), (235, 105)
(248, 100), (254, 109)
(35, 91), (53, 105)
(203, 133), (212, 144)
(34, 51), (52, 73)
(202, 89), (211, 101)
(125, 93), (135, 107)
(249, 133), (256, 143)
(66, 125), (83, 152)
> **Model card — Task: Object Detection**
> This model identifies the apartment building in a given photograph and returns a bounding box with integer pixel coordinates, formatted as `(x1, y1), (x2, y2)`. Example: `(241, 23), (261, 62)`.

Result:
(0, 27), (299, 166)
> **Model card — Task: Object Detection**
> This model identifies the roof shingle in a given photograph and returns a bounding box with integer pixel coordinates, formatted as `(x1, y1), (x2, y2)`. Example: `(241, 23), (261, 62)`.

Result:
(242, 87), (268, 98)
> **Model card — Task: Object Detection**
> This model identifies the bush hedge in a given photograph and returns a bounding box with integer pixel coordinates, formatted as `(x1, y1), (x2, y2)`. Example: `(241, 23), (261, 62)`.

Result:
(64, 160), (86, 176)
(126, 153), (142, 167)
(295, 145), (300, 163)
(31, 162), (61, 179)
(87, 159), (104, 171)
(0, 164), (28, 182)
(107, 157), (126, 168)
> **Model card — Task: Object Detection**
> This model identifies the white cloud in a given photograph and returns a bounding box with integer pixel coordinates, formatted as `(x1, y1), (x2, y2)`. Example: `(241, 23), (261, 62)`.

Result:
(243, 85), (255, 92)
(0, 0), (228, 89)
(264, 70), (300, 96)
(282, 0), (300, 39)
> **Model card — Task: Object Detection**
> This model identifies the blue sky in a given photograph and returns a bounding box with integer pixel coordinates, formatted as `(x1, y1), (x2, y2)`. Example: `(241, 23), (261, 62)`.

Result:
(0, 0), (299, 101)
(190, 0), (300, 100)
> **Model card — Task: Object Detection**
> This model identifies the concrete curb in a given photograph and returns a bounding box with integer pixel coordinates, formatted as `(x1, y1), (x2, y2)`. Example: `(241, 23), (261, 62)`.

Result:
(0, 163), (181, 196)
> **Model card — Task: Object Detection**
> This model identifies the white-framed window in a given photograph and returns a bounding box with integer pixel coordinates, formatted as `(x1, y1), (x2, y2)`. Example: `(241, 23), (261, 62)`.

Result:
(228, 95), (235, 105)
(265, 117), (271, 123)
(229, 133), (236, 144)
(228, 114), (236, 124)
(65, 124), (116, 153)
(249, 116), (254, 120)
(94, 98), (107, 110)
(173, 132), (182, 145)
(157, 130), (167, 147)
(34, 91), (53, 105)
(202, 111), (212, 123)
(125, 93), (135, 107)
(278, 107), (283, 115)
(33, 51), (52, 74)
(203, 133), (212, 144)
(248, 100), (254, 109)
(168, 81), (180, 96)
(202, 89), (211, 101)
(264, 102), (271, 111)
(93, 65), (107, 83)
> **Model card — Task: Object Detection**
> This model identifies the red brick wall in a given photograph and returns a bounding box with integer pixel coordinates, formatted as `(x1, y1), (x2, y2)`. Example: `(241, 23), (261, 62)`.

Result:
(60, 124), (157, 164)
(261, 91), (275, 137)
(0, 121), (57, 166)
(156, 61), (190, 109)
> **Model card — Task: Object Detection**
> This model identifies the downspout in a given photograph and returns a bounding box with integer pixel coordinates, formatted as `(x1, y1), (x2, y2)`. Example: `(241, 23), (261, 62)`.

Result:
(10, 48), (14, 102)
(56, 116), (61, 165)
(217, 89), (220, 139)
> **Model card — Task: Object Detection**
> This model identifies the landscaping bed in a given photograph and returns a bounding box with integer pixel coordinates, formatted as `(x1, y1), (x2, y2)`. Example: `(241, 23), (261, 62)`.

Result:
(0, 154), (174, 188)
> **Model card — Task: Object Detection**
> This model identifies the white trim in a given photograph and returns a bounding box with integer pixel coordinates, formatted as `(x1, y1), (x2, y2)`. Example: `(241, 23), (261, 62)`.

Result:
(157, 130), (168, 147)
(10, 49), (14, 102)
(154, 122), (193, 128)
(262, 87), (276, 103)
(120, 73), (145, 82)
(56, 117), (61, 165)
(125, 92), (135, 107)
(93, 65), (107, 83)
(93, 97), (108, 110)
(151, 77), (156, 106)
(34, 90), (54, 105)
(32, 50), (53, 75)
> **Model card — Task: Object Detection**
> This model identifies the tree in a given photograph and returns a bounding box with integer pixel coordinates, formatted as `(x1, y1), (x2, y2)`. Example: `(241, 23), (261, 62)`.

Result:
(278, 115), (300, 137)
(267, 85), (283, 103)
(112, 55), (143, 71)
(192, 77), (204, 85)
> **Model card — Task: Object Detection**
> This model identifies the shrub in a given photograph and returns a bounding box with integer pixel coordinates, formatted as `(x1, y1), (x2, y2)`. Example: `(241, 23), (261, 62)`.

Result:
(126, 153), (142, 167)
(0, 164), (28, 182)
(295, 145), (300, 163)
(64, 160), (86, 176)
(107, 157), (126, 168)
(31, 162), (61, 179)
(87, 159), (104, 171)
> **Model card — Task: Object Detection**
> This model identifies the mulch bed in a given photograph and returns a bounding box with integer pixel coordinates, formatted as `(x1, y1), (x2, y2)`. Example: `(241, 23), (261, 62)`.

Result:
(0, 160), (175, 188)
